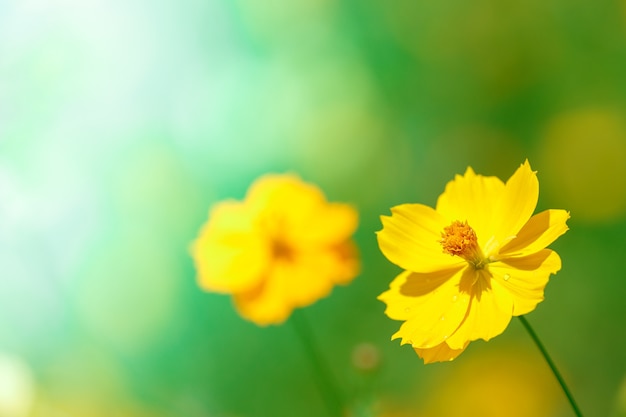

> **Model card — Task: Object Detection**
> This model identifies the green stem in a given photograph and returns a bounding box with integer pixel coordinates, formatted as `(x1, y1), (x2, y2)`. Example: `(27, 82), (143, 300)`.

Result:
(518, 315), (584, 417)
(291, 310), (344, 417)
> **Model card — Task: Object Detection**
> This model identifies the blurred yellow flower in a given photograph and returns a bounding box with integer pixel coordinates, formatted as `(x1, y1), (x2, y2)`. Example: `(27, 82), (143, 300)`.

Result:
(377, 161), (569, 363)
(192, 174), (359, 325)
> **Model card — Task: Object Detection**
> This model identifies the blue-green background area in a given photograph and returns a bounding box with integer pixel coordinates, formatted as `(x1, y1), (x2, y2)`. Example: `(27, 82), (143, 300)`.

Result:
(1, 0), (626, 416)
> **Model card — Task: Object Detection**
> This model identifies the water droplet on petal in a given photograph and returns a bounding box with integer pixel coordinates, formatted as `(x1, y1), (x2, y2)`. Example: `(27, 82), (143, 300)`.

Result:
(404, 307), (411, 313)
(503, 273), (511, 281)
(452, 295), (458, 302)
(439, 315), (445, 321)
(443, 335), (448, 340)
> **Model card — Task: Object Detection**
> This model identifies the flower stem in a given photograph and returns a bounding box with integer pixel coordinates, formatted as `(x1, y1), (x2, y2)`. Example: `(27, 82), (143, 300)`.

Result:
(291, 310), (344, 417)
(518, 315), (584, 417)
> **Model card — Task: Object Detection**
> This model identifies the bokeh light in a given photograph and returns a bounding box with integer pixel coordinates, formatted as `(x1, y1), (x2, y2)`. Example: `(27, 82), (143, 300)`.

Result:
(420, 346), (561, 417)
(0, 354), (35, 417)
(538, 107), (626, 223)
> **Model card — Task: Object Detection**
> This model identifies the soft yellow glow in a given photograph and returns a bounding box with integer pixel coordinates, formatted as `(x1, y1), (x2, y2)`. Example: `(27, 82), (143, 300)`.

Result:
(0, 353), (35, 417)
(422, 347), (561, 417)
(539, 108), (626, 222)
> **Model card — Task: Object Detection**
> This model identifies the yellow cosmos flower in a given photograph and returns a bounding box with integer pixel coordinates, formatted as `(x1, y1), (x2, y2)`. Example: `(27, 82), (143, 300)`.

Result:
(191, 174), (359, 326)
(377, 161), (569, 363)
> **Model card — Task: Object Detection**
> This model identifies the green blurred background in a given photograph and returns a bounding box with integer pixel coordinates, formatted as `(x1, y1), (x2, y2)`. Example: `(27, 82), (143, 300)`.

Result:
(2, 0), (626, 416)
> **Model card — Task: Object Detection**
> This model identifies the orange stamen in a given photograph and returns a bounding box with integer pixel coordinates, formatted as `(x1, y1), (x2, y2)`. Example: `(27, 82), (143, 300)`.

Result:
(440, 220), (486, 268)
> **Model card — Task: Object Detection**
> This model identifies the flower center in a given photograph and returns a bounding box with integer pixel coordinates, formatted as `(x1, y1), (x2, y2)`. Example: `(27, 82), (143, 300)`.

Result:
(440, 220), (487, 269)
(259, 211), (294, 260)
(271, 237), (293, 260)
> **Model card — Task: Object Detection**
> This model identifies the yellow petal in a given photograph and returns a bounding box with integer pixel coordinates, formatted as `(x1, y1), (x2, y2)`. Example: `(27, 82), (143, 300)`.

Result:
(202, 200), (255, 233)
(246, 173), (324, 215)
(245, 174), (358, 247)
(490, 249), (561, 315)
(285, 246), (359, 306)
(288, 203), (359, 247)
(378, 267), (470, 348)
(325, 241), (361, 285)
(492, 160), (539, 246)
(233, 246), (359, 325)
(192, 202), (270, 293)
(435, 167), (506, 249)
(377, 204), (463, 273)
(414, 341), (470, 364)
(445, 269), (514, 349)
(499, 210), (570, 257)
(233, 260), (293, 325)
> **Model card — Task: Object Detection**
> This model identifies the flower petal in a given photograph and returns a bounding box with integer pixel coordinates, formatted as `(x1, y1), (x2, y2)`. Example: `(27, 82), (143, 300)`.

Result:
(233, 246), (359, 326)
(246, 173), (324, 212)
(445, 269), (514, 349)
(325, 242), (361, 285)
(201, 200), (255, 233)
(378, 266), (470, 348)
(490, 249), (562, 315)
(288, 203), (359, 247)
(414, 341), (470, 364)
(377, 204), (463, 273)
(233, 260), (293, 325)
(246, 174), (359, 247)
(192, 202), (270, 293)
(492, 160), (539, 246)
(435, 167), (506, 249)
(286, 246), (359, 305)
(499, 210), (570, 257)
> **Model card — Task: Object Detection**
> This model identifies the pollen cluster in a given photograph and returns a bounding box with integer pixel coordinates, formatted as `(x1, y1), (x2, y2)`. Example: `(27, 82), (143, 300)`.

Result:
(440, 220), (480, 262)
